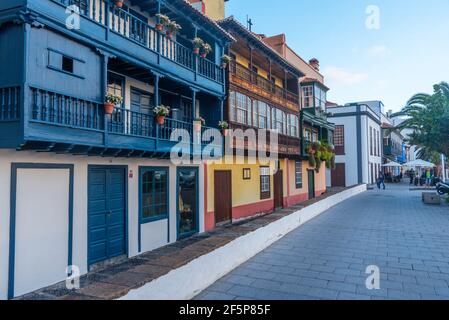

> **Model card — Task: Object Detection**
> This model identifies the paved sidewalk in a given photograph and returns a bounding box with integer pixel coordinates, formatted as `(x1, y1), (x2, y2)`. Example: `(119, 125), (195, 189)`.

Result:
(18, 187), (347, 300)
(196, 183), (449, 300)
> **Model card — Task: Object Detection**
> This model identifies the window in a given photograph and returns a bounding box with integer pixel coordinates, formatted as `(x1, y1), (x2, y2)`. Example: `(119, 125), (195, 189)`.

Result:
(140, 168), (169, 222)
(302, 85), (314, 108)
(69, 0), (88, 15)
(334, 125), (345, 155)
(370, 127), (373, 156)
(62, 56), (74, 73)
(253, 100), (270, 129)
(108, 73), (124, 102)
(312, 131), (318, 142)
(243, 168), (251, 180)
(314, 85), (327, 110)
(288, 114), (299, 137)
(304, 129), (312, 143)
(260, 166), (271, 199)
(48, 48), (85, 78)
(272, 108), (286, 135)
(230, 91), (252, 126)
(295, 161), (303, 188)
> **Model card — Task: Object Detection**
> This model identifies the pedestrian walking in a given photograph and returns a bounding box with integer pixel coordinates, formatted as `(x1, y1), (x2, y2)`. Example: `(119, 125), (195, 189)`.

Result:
(378, 171), (386, 190)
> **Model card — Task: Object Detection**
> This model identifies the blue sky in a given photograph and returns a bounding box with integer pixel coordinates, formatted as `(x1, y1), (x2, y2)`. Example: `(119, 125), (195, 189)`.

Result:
(226, 0), (449, 111)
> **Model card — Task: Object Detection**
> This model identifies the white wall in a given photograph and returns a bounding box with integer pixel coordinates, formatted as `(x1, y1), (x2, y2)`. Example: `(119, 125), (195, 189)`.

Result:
(0, 150), (204, 300)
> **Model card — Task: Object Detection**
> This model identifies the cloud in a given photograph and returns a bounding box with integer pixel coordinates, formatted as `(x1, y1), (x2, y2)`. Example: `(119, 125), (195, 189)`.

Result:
(323, 66), (369, 85)
(367, 45), (390, 58)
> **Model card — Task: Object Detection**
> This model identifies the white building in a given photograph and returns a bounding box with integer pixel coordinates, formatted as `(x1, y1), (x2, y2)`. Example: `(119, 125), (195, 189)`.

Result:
(327, 101), (383, 187)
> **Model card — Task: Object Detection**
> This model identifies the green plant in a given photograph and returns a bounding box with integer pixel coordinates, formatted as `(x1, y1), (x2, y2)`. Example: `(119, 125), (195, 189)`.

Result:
(218, 121), (229, 130)
(201, 42), (212, 55)
(308, 154), (316, 167)
(155, 13), (170, 26)
(166, 21), (181, 36)
(153, 105), (170, 117)
(105, 94), (122, 105)
(193, 37), (204, 49)
(221, 54), (232, 64)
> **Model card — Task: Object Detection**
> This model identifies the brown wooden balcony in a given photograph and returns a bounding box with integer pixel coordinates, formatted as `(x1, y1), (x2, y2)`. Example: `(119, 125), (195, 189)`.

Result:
(226, 122), (301, 158)
(229, 61), (300, 112)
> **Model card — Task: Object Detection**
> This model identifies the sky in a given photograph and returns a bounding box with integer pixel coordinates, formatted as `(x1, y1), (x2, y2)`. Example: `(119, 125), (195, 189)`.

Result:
(226, 0), (449, 112)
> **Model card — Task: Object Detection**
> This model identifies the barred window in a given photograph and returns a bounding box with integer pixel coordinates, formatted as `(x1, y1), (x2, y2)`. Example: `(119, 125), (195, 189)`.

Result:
(334, 125), (345, 146)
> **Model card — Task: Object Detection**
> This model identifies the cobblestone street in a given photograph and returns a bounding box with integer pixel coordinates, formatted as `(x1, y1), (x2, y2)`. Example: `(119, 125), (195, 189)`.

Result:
(196, 183), (449, 300)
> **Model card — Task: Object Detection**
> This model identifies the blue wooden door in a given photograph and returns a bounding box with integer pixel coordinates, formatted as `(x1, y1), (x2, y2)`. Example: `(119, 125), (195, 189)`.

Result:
(88, 166), (127, 266)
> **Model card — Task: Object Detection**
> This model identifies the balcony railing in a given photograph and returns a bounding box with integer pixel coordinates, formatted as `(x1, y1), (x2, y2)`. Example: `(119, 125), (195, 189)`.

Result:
(30, 87), (104, 130)
(54, 0), (223, 83)
(28, 86), (219, 149)
(0, 87), (20, 121)
(230, 61), (299, 105)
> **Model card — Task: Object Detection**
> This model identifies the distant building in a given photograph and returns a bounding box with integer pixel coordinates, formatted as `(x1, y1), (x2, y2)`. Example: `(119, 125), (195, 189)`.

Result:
(327, 102), (383, 186)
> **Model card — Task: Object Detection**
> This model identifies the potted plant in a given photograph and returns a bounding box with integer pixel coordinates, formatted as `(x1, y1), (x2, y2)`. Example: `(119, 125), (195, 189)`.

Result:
(193, 117), (205, 132)
(220, 55), (232, 69)
(200, 42), (212, 58)
(192, 37), (204, 55)
(155, 13), (170, 32)
(104, 94), (122, 115)
(115, 0), (125, 8)
(153, 105), (170, 125)
(218, 120), (229, 136)
(166, 21), (181, 39)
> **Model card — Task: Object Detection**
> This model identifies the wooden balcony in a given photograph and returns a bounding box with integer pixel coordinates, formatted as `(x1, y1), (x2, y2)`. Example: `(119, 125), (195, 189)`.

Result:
(229, 61), (299, 112)
(0, 85), (221, 157)
(227, 122), (301, 158)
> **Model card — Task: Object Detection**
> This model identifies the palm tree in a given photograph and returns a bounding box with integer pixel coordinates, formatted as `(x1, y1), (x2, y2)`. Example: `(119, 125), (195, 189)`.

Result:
(393, 82), (449, 159)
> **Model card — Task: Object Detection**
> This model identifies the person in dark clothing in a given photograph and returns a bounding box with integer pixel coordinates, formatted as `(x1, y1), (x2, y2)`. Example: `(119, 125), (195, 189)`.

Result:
(377, 171), (386, 190)
(409, 170), (415, 185)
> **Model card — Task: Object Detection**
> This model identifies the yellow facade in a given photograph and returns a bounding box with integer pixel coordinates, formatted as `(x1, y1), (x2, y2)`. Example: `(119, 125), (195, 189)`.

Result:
(202, 0), (226, 21)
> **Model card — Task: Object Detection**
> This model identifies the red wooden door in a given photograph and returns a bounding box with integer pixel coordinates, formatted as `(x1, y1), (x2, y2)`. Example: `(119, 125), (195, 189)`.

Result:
(214, 171), (232, 224)
(332, 163), (346, 187)
(274, 170), (284, 209)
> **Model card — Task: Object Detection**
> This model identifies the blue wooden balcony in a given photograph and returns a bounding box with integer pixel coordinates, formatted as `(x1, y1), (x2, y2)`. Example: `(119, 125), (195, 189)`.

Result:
(8, 0), (228, 95)
(0, 85), (221, 157)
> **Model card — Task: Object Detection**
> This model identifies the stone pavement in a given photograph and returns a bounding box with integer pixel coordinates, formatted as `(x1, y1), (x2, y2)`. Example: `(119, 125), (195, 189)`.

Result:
(196, 183), (449, 300)
(18, 187), (348, 300)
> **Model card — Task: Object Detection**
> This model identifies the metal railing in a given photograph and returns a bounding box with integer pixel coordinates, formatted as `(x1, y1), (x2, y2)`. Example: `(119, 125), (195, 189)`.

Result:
(0, 87), (20, 121)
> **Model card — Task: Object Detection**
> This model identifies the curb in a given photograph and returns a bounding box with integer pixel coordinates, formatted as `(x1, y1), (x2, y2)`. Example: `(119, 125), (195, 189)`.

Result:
(120, 184), (367, 300)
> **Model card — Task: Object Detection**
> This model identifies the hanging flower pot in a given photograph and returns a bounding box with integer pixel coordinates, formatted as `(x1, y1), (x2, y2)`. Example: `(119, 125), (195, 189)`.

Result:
(220, 54), (232, 69)
(155, 13), (170, 32)
(156, 23), (164, 32)
(115, 0), (124, 8)
(200, 42), (212, 59)
(192, 37), (204, 55)
(153, 105), (170, 126)
(104, 94), (122, 115)
(218, 121), (229, 136)
(166, 21), (181, 40)
(166, 31), (173, 39)
(156, 115), (166, 126)
(104, 103), (115, 115)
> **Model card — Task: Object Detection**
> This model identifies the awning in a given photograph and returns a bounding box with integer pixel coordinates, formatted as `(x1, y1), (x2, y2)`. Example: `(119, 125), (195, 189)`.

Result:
(403, 159), (436, 168)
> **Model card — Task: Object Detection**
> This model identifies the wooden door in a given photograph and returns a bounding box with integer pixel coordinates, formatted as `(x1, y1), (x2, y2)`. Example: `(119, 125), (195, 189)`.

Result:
(214, 171), (232, 224)
(274, 170), (284, 209)
(308, 170), (315, 200)
(332, 163), (346, 187)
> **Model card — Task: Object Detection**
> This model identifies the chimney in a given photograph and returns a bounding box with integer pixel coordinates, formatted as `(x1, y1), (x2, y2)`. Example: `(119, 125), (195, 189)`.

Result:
(309, 58), (320, 71)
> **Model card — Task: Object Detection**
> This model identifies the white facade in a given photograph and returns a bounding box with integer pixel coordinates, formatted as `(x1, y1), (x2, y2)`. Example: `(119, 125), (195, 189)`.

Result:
(327, 103), (383, 186)
(0, 150), (205, 300)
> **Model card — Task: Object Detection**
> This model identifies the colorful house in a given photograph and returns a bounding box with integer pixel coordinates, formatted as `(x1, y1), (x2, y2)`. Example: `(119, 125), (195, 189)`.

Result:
(204, 17), (304, 229)
(0, 0), (232, 299)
